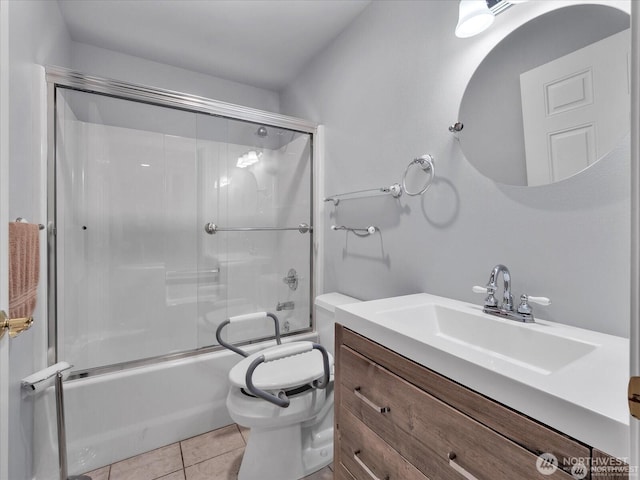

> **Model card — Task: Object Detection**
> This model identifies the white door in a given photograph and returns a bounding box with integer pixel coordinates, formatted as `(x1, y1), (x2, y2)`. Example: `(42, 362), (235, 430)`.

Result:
(520, 29), (630, 186)
(631, 5), (640, 478)
(0, 0), (10, 478)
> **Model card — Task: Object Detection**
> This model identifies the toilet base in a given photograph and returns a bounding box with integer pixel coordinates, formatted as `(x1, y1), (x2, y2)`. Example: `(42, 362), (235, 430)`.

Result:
(238, 422), (333, 480)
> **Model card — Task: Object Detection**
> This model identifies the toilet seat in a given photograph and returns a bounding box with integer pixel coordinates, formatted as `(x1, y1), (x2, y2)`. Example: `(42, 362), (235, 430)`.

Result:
(229, 343), (334, 391)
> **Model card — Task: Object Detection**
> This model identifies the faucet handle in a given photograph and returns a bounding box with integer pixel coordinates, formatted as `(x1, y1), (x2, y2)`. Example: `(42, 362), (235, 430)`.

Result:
(472, 285), (498, 307)
(527, 296), (551, 306)
(517, 294), (551, 315)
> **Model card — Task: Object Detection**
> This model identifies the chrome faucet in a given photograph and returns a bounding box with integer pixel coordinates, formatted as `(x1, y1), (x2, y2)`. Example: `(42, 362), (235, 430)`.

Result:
(473, 264), (550, 323)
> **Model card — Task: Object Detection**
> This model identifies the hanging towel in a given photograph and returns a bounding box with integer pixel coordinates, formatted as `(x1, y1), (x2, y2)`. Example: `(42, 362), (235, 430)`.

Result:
(9, 222), (40, 319)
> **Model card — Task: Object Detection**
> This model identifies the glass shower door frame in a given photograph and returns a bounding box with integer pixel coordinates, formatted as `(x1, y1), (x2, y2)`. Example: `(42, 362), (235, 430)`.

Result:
(46, 66), (321, 373)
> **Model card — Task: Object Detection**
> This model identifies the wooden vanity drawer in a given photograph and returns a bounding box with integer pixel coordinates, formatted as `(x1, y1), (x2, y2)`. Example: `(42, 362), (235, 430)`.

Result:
(334, 462), (357, 480)
(338, 326), (590, 468)
(339, 408), (429, 480)
(339, 344), (575, 480)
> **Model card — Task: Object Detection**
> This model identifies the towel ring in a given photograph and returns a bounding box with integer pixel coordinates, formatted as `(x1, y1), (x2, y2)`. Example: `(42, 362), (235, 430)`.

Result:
(402, 154), (435, 196)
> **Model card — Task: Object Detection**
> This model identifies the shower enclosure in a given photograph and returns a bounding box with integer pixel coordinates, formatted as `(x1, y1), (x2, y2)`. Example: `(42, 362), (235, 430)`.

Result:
(52, 72), (315, 374)
(38, 67), (319, 476)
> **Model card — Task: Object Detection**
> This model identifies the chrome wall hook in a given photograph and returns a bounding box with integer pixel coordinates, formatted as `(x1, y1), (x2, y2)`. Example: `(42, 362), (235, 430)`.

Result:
(449, 122), (464, 133)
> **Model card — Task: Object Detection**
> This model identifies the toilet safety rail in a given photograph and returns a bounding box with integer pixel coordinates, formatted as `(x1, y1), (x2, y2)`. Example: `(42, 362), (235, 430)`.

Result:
(245, 341), (331, 408)
(215, 312), (282, 358)
(215, 312), (331, 408)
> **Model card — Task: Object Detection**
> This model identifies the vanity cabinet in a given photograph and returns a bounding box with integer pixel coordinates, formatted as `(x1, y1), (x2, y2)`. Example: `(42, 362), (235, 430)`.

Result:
(334, 324), (628, 480)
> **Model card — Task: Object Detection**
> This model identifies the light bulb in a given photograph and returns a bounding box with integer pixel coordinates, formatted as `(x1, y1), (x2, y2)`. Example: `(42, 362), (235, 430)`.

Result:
(455, 0), (494, 38)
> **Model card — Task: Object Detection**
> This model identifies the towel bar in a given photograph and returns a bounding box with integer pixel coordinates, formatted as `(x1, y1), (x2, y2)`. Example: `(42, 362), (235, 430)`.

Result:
(0, 310), (33, 340)
(331, 225), (378, 237)
(15, 217), (45, 230)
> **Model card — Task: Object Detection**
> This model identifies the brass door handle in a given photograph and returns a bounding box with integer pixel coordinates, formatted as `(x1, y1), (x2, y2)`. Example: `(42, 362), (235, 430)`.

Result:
(0, 310), (34, 340)
(629, 376), (640, 419)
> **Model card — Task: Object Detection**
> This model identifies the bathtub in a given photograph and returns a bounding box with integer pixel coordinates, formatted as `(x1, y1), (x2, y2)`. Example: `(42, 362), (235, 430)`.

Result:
(33, 332), (317, 477)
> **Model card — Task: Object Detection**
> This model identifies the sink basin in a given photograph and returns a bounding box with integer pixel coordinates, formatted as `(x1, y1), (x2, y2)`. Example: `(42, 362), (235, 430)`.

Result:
(375, 303), (597, 375)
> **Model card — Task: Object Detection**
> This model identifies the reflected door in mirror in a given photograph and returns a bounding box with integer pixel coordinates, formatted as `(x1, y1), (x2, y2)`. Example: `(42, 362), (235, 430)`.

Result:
(520, 29), (630, 186)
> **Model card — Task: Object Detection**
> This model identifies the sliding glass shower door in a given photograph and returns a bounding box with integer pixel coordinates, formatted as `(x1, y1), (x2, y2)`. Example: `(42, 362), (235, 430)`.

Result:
(55, 88), (313, 373)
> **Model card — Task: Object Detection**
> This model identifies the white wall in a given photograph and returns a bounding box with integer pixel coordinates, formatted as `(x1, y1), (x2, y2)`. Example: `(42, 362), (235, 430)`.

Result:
(281, 0), (631, 338)
(70, 42), (281, 113)
(7, 2), (71, 479)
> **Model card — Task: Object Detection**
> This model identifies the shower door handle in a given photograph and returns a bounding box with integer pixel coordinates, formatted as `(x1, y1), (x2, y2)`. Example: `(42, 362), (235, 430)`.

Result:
(204, 223), (312, 234)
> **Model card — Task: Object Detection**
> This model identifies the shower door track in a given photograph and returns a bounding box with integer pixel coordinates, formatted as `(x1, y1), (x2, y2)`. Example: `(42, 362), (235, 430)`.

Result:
(46, 66), (319, 376)
(45, 66), (317, 133)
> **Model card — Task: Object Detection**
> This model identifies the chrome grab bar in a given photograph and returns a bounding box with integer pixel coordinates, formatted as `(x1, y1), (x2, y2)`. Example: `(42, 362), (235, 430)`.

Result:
(165, 268), (220, 281)
(205, 223), (311, 235)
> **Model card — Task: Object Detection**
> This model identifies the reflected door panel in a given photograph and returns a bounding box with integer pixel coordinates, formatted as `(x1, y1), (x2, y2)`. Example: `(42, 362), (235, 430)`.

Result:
(520, 29), (630, 185)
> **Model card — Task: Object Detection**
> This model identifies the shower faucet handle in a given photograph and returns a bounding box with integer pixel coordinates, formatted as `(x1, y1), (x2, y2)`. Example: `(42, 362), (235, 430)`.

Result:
(282, 269), (298, 290)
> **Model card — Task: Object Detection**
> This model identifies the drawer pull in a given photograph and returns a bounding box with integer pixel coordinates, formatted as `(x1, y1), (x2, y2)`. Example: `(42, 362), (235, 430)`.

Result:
(354, 450), (389, 480)
(354, 387), (390, 413)
(448, 452), (479, 480)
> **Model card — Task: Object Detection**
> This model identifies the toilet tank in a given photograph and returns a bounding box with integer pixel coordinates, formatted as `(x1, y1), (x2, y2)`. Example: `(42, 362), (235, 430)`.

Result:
(314, 293), (360, 357)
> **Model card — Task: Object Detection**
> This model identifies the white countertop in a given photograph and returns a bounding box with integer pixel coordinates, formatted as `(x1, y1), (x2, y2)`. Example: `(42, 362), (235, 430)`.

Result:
(336, 293), (630, 459)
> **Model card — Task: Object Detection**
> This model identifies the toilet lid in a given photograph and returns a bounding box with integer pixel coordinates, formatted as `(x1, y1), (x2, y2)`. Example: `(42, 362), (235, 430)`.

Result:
(229, 343), (334, 391)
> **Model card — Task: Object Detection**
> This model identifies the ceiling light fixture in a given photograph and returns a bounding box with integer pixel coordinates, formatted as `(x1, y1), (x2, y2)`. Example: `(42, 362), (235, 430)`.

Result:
(455, 0), (495, 38)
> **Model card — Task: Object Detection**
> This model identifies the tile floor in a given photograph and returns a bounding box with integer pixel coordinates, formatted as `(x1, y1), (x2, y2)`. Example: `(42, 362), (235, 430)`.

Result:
(83, 424), (334, 480)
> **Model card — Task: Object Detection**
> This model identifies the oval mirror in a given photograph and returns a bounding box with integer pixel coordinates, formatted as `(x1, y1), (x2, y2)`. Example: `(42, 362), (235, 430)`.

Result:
(458, 4), (630, 186)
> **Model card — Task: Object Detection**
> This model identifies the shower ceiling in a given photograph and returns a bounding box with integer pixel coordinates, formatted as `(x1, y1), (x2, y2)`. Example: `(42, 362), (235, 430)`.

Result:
(56, 0), (371, 91)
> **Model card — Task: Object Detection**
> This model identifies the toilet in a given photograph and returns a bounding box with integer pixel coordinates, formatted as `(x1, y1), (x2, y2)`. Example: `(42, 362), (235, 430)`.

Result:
(222, 293), (359, 480)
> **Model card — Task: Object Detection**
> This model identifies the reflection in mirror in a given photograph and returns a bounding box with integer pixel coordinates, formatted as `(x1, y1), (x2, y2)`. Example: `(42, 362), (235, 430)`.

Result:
(459, 4), (630, 186)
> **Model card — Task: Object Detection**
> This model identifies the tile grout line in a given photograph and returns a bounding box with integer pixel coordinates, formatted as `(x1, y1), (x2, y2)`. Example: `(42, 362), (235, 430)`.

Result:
(179, 439), (186, 470)
(178, 438), (187, 480)
(234, 424), (246, 446)
(185, 445), (246, 473)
